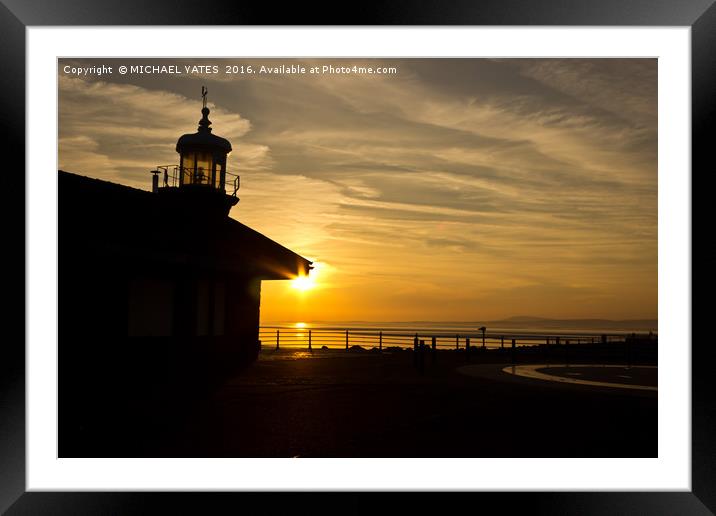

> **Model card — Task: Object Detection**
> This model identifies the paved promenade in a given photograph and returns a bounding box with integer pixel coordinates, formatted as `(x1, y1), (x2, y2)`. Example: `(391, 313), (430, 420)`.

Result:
(72, 349), (657, 458)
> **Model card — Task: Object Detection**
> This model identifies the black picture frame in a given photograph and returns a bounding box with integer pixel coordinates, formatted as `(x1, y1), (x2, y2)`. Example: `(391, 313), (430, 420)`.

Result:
(4, 1), (712, 513)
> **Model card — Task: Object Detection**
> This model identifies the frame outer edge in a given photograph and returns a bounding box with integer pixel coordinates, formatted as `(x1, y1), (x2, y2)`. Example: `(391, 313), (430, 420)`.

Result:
(3, 0), (714, 513)
(692, 0), (716, 514)
(0, 0), (27, 514)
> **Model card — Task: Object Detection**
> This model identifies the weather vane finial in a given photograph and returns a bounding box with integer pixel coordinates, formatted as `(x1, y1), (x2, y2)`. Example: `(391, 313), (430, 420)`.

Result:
(201, 86), (208, 109)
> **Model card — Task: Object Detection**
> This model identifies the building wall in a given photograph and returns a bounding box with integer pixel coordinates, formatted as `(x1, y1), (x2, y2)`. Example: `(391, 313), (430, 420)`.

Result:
(60, 263), (262, 367)
(59, 254), (263, 453)
(57, 172), (304, 454)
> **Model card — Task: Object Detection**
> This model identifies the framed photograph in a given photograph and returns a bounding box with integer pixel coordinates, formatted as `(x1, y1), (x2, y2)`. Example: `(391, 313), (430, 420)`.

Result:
(6, 1), (712, 513)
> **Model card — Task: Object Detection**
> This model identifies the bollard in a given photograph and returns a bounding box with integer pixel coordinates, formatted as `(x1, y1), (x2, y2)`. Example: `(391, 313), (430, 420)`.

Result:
(466, 337), (471, 362)
(431, 336), (437, 363)
(379, 331), (383, 351)
(565, 337), (569, 366)
(511, 338), (516, 364)
(276, 329), (280, 350)
(346, 329), (349, 350)
(308, 329), (312, 352)
(413, 334), (419, 367)
(419, 340), (426, 375)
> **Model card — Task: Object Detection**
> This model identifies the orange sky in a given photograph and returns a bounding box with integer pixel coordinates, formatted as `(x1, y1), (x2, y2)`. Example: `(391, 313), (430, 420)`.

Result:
(58, 58), (657, 323)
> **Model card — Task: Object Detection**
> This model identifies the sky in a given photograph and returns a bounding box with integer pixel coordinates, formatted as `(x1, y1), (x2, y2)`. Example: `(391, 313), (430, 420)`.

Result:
(58, 58), (657, 323)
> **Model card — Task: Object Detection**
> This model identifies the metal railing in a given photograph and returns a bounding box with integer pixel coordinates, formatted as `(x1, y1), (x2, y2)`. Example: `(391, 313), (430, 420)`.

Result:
(258, 325), (656, 351)
(152, 165), (240, 196)
(257, 325), (658, 370)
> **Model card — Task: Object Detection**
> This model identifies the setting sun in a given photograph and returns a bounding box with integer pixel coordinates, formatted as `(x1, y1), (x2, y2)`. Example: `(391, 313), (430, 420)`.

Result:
(292, 275), (315, 291)
(290, 261), (322, 292)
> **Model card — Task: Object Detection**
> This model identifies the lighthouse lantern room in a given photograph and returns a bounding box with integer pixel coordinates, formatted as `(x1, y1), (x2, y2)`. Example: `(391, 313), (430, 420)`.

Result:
(176, 86), (233, 190)
(152, 86), (239, 197)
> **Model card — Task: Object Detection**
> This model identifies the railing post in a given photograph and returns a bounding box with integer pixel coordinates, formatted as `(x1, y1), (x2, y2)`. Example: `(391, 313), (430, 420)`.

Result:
(308, 329), (312, 352)
(501, 336), (504, 349)
(379, 331), (383, 351)
(431, 336), (437, 363)
(482, 328), (486, 349)
(465, 337), (471, 362)
(345, 329), (349, 350)
(455, 334), (459, 350)
(276, 329), (280, 350)
(511, 338), (516, 364)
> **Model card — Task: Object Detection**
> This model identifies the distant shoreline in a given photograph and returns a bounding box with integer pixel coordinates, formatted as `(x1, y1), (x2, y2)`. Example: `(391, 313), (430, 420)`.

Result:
(262, 319), (659, 334)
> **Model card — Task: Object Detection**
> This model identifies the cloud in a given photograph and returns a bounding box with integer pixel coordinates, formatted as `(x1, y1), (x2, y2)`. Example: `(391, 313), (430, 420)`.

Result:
(58, 75), (252, 187)
(57, 58), (657, 320)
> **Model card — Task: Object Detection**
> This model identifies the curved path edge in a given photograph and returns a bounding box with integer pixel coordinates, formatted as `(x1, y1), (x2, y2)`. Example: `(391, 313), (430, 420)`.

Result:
(500, 364), (657, 391)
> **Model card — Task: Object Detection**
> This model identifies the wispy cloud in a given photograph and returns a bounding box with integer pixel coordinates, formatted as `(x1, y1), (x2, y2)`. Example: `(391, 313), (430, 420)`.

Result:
(59, 75), (253, 186)
(58, 58), (657, 321)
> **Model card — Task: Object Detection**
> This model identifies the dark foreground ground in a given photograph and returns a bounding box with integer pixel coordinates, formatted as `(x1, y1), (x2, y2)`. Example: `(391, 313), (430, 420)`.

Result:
(61, 346), (657, 458)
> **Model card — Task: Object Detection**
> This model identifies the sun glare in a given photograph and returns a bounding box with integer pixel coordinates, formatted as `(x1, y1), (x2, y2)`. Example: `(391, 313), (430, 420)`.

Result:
(291, 261), (322, 292)
(292, 275), (315, 291)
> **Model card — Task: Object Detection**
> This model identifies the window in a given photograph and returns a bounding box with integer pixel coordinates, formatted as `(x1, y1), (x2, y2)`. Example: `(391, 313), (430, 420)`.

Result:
(128, 278), (174, 337)
(195, 280), (226, 336)
(195, 152), (213, 185)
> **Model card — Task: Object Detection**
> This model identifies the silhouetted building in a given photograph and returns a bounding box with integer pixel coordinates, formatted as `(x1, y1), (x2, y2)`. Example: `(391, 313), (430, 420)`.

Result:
(59, 92), (311, 452)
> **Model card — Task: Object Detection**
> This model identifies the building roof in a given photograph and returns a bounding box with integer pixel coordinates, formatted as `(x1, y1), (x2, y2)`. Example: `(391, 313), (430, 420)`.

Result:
(58, 170), (311, 280)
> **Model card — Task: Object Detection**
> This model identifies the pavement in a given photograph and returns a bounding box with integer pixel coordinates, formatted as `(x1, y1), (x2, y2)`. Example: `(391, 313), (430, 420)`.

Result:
(61, 349), (658, 458)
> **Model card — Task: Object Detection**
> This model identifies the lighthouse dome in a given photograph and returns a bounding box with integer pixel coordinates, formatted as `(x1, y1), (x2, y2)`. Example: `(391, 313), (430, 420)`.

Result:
(176, 107), (232, 154)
